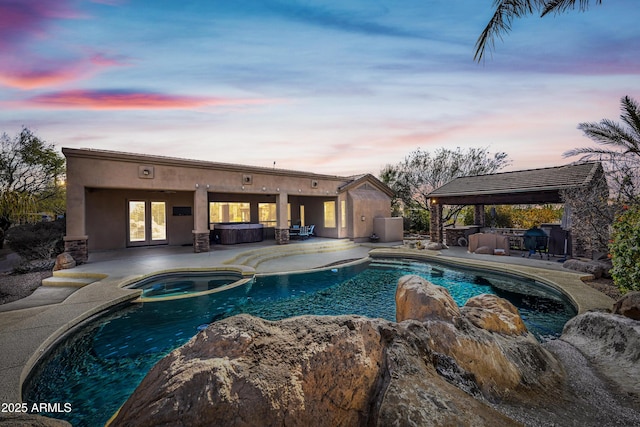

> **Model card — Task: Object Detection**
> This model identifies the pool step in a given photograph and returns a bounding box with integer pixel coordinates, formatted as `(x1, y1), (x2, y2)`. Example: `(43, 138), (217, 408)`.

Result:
(225, 239), (358, 269)
(42, 271), (108, 287)
(228, 240), (358, 268)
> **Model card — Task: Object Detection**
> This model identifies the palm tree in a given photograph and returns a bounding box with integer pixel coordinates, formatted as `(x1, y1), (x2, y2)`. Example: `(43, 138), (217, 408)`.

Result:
(564, 95), (640, 203)
(475, 0), (603, 61)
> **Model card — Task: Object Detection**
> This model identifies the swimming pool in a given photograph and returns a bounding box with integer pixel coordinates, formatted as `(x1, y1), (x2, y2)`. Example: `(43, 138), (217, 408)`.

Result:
(23, 257), (576, 427)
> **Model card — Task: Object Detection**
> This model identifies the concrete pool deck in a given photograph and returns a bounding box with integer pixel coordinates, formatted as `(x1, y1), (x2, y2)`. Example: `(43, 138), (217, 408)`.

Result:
(0, 239), (615, 404)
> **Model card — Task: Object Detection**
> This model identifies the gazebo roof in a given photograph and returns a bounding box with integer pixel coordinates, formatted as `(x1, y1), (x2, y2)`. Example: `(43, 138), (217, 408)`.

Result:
(427, 162), (602, 205)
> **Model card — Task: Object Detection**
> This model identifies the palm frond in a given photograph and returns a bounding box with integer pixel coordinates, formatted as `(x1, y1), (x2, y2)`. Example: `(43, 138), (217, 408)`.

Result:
(541, 0), (602, 16)
(477, 0), (603, 61)
(474, 0), (541, 62)
(566, 96), (640, 176)
(579, 119), (639, 150)
(619, 96), (640, 145)
(563, 146), (628, 160)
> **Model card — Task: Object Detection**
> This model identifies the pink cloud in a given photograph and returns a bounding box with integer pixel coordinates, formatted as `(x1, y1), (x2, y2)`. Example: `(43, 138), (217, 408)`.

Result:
(0, 0), (81, 51)
(0, 53), (129, 89)
(89, 53), (130, 67)
(0, 64), (84, 90)
(20, 89), (275, 110)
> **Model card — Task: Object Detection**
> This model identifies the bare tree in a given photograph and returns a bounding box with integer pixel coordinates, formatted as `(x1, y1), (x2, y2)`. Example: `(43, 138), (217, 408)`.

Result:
(381, 147), (510, 226)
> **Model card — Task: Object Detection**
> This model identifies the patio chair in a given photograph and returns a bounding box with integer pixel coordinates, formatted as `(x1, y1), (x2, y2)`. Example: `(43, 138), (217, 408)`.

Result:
(298, 225), (310, 240)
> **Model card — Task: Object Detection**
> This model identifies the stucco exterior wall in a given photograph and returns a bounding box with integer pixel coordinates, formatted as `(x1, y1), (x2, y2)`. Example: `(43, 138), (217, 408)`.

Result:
(65, 150), (344, 196)
(85, 189), (194, 250)
(373, 217), (403, 242)
(348, 185), (392, 241)
(301, 197), (338, 238)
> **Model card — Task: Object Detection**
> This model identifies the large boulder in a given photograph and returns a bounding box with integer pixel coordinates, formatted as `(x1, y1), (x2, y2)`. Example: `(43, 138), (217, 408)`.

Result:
(112, 315), (385, 427)
(461, 294), (528, 336)
(53, 252), (76, 271)
(561, 311), (640, 399)
(112, 276), (566, 427)
(395, 274), (460, 323)
(112, 314), (524, 427)
(562, 258), (611, 279)
(613, 291), (640, 320)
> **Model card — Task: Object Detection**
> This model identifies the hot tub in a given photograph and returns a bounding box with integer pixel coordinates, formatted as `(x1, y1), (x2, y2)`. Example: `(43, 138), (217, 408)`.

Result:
(213, 223), (264, 244)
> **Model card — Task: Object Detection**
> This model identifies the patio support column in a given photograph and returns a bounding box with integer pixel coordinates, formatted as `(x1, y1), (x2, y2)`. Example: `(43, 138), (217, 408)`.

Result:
(64, 182), (88, 264)
(429, 202), (443, 244)
(275, 192), (289, 245)
(474, 204), (485, 227)
(192, 185), (210, 253)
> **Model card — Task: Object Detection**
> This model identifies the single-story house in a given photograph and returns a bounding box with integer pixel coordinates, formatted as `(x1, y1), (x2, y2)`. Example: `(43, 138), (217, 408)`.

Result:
(63, 148), (400, 262)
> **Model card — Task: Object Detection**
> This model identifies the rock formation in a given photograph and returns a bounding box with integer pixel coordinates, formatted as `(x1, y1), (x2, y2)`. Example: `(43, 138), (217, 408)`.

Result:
(562, 258), (612, 279)
(562, 310), (640, 399)
(53, 252), (76, 271)
(0, 413), (71, 426)
(395, 274), (460, 323)
(612, 291), (640, 320)
(111, 275), (565, 426)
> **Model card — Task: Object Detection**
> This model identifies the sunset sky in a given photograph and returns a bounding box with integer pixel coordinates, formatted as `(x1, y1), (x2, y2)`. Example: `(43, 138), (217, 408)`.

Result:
(1, 0), (638, 176)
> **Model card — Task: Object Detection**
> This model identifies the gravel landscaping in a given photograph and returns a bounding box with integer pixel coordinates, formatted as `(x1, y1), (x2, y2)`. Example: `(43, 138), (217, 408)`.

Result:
(0, 270), (52, 305)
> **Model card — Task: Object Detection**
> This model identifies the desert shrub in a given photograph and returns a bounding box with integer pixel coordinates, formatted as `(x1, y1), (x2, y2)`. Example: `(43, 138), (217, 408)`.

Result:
(461, 205), (561, 229)
(405, 208), (430, 233)
(6, 219), (65, 263)
(610, 204), (640, 293)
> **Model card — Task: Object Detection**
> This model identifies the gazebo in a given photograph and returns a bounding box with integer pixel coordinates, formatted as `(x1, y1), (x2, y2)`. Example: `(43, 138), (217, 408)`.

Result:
(426, 162), (607, 258)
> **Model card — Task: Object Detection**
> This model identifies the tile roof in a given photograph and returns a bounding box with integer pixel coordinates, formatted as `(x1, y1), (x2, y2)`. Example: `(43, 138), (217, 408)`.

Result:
(428, 162), (601, 198)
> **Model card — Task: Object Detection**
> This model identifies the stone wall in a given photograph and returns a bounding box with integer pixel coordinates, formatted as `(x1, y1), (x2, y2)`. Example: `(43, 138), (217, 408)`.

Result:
(274, 227), (290, 245)
(429, 203), (443, 243)
(192, 232), (210, 253)
(444, 226), (479, 246)
(561, 164), (611, 260)
(63, 236), (88, 264)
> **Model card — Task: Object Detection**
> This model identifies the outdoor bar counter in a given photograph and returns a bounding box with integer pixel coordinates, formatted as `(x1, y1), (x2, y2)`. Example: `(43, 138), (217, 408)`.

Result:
(213, 223), (264, 244)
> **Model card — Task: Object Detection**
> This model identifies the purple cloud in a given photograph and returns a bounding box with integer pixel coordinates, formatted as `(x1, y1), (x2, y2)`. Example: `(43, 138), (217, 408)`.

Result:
(18, 89), (277, 110)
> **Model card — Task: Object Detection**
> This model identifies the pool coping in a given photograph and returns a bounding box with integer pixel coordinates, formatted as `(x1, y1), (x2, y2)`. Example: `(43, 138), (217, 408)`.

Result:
(0, 245), (615, 405)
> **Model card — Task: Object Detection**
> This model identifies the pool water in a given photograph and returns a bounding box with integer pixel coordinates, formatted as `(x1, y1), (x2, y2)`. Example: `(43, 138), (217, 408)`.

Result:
(23, 258), (576, 427)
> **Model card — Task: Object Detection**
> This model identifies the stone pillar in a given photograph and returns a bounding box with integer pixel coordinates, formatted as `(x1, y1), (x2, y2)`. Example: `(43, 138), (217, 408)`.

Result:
(429, 203), (443, 244)
(474, 205), (485, 227)
(193, 185), (210, 253)
(64, 236), (88, 264)
(275, 227), (290, 245)
(275, 192), (289, 245)
(193, 232), (210, 253)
